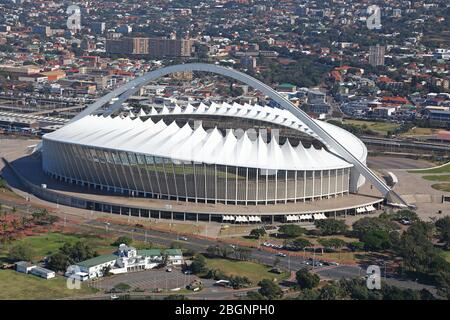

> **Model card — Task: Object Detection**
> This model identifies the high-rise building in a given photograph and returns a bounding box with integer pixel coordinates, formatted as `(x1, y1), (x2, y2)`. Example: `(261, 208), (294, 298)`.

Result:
(369, 45), (385, 66)
(32, 25), (51, 37)
(132, 37), (149, 55)
(105, 38), (133, 55)
(148, 38), (192, 58)
(106, 37), (192, 58)
(91, 22), (105, 34)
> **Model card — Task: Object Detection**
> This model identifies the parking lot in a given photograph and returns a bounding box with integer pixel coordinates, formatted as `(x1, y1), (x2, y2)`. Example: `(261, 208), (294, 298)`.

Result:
(89, 268), (216, 292)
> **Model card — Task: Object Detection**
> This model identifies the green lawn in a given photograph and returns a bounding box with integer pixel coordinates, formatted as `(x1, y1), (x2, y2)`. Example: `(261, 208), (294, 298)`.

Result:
(422, 175), (450, 182)
(342, 119), (400, 135)
(0, 269), (97, 300)
(401, 127), (437, 137)
(442, 251), (450, 263)
(430, 183), (450, 192)
(205, 258), (289, 284)
(408, 163), (450, 174)
(0, 232), (117, 263)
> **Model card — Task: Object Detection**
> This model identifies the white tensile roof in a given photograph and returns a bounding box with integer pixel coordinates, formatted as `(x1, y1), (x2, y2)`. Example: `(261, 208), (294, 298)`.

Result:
(148, 102), (367, 162)
(44, 114), (353, 171)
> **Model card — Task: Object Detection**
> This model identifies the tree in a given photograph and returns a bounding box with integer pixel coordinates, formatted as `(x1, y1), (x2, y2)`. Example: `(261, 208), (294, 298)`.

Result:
(361, 229), (391, 251)
(396, 221), (447, 275)
(190, 254), (207, 274)
(258, 279), (283, 300)
(249, 228), (266, 239)
(60, 241), (97, 263)
(435, 216), (450, 248)
(112, 236), (133, 247)
(296, 268), (320, 289)
(290, 238), (312, 251)
(8, 244), (36, 262)
(347, 241), (365, 252)
(114, 283), (131, 293)
(295, 288), (320, 300)
(47, 252), (71, 272)
(352, 217), (398, 239)
(393, 209), (419, 222)
(278, 225), (306, 238)
(318, 238), (347, 251)
(246, 291), (266, 300)
(318, 282), (341, 300)
(314, 220), (348, 235)
(206, 245), (219, 257)
(234, 247), (252, 261)
(219, 246), (231, 258)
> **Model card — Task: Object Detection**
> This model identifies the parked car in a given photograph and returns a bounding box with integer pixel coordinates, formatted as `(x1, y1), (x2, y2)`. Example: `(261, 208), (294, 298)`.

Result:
(183, 270), (192, 275)
(400, 219), (411, 225)
(313, 262), (323, 267)
(110, 294), (119, 300)
(166, 267), (173, 272)
(269, 267), (283, 274)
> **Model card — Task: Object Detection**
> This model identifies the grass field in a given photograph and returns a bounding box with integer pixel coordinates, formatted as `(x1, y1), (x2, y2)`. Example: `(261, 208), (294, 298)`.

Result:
(0, 232), (120, 263)
(430, 183), (450, 192)
(409, 163), (450, 174)
(422, 175), (450, 182)
(219, 225), (259, 237)
(342, 119), (400, 135)
(442, 251), (450, 263)
(205, 258), (289, 284)
(400, 127), (437, 137)
(0, 269), (97, 300)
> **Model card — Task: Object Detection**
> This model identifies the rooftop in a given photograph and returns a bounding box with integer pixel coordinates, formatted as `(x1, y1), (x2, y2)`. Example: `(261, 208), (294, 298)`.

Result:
(76, 254), (117, 269)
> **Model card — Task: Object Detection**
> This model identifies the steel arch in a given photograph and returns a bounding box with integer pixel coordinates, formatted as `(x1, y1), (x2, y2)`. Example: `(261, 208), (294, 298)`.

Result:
(70, 63), (407, 205)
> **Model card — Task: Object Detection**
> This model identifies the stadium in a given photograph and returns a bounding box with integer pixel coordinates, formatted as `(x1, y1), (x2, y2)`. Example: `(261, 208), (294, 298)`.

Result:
(35, 63), (406, 223)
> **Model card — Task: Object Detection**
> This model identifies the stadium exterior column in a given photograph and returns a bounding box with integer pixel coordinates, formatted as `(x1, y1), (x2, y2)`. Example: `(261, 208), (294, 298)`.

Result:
(274, 170), (278, 203)
(285, 170), (288, 204)
(294, 170), (298, 203)
(235, 166), (238, 205)
(225, 165), (228, 205)
(320, 170), (323, 199)
(182, 163), (188, 202)
(265, 172), (268, 205)
(255, 169), (259, 204)
(245, 167), (248, 205)
(335, 169), (338, 198)
(303, 171), (306, 202)
(214, 165), (217, 204)
(327, 169), (331, 199)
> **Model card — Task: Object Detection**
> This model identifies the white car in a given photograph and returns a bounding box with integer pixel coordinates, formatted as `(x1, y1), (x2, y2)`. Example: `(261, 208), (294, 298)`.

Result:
(276, 252), (287, 257)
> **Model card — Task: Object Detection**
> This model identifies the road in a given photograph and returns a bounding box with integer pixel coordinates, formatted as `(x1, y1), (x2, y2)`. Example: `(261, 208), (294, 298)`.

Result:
(367, 156), (433, 170)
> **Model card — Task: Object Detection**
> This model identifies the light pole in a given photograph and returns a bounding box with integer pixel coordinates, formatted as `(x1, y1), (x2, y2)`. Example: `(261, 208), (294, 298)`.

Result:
(288, 254), (291, 272)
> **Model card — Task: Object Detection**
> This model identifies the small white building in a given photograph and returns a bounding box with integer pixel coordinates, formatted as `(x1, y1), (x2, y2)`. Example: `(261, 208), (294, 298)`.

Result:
(70, 245), (184, 280)
(15, 261), (35, 274)
(15, 261), (55, 279)
(30, 266), (55, 279)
